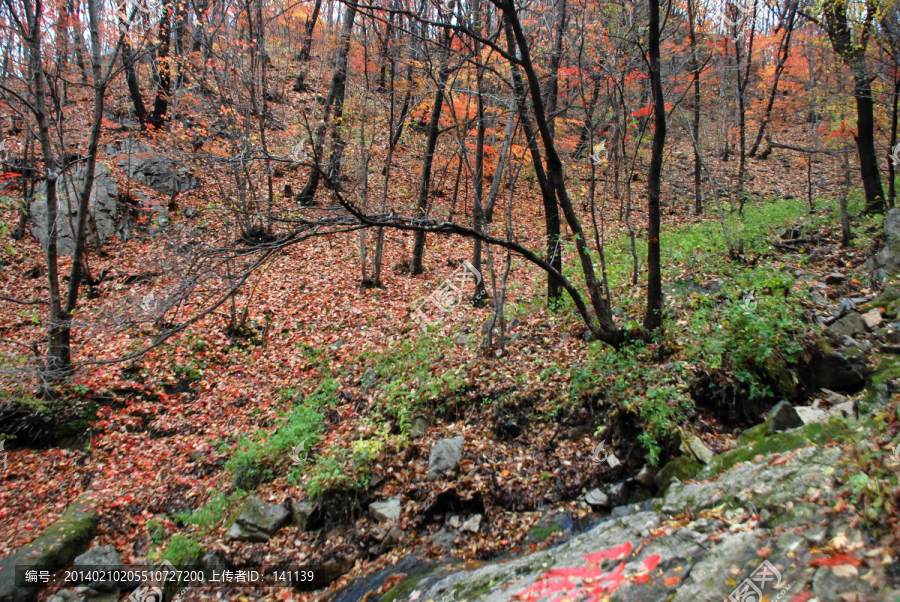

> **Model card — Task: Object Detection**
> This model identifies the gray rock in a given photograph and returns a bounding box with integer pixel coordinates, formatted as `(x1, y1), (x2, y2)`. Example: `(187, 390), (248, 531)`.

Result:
(633, 465), (658, 488)
(369, 497), (402, 522)
(826, 312), (868, 340)
(832, 297), (858, 318)
(809, 339), (866, 391)
(825, 272), (847, 285)
(796, 406), (829, 425)
(291, 501), (317, 531)
(73, 545), (121, 568)
(113, 140), (196, 196)
(48, 590), (86, 602)
(681, 435), (714, 464)
(766, 401), (804, 434)
(227, 497), (290, 541)
(460, 514), (482, 533)
(662, 445), (843, 516)
(184, 207), (198, 219)
(73, 545), (124, 590)
(584, 488), (610, 507)
(886, 208), (900, 238)
(30, 164), (129, 255)
(225, 521), (270, 543)
(409, 416), (429, 439)
(427, 436), (464, 481)
(607, 481), (628, 506)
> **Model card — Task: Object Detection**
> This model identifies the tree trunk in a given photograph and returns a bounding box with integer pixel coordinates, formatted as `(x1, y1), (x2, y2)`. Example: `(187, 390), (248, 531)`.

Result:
(501, 4), (619, 342)
(888, 69), (899, 208)
(503, 19), (562, 302)
(644, 0), (666, 331)
(854, 75), (885, 212)
(298, 0), (322, 62)
(409, 26), (451, 275)
(822, 0), (885, 213)
(296, 3), (357, 205)
(687, 0), (702, 214)
(150, 0), (172, 127)
(748, 0), (797, 157)
(544, 0), (567, 141)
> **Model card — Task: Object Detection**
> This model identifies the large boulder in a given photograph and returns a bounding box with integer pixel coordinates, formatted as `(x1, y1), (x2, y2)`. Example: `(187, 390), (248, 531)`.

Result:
(30, 164), (129, 255)
(111, 141), (196, 196)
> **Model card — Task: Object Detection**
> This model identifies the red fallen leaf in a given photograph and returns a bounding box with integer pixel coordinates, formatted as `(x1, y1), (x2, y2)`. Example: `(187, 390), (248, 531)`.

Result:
(583, 541), (633, 564)
(758, 546), (773, 556)
(664, 576), (681, 587)
(634, 574), (650, 584)
(770, 456), (789, 466)
(791, 592), (815, 602)
(642, 554), (661, 571)
(809, 553), (862, 568)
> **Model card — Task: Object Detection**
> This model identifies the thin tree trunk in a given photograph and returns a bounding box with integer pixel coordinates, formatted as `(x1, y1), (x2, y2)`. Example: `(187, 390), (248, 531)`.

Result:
(503, 18), (562, 303)
(887, 69), (898, 208)
(296, 3), (357, 205)
(544, 0), (567, 141)
(150, 0), (172, 127)
(409, 26), (451, 275)
(748, 0), (797, 157)
(644, 0), (666, 331)
(687, 0), (702, 214)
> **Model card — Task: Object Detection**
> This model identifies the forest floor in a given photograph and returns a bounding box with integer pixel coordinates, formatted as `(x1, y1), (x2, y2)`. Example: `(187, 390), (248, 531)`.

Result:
(1, 114), (899, 602)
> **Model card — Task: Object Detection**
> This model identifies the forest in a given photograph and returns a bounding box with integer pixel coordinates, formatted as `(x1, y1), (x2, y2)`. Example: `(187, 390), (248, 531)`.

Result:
(1, 0), (900, 598)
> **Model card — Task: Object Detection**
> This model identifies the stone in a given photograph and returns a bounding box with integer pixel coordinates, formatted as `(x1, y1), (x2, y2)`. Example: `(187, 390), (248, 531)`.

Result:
(226, 522), (269, 543)
(584, 488), (610, 508)
(681, 435), (714, 464)
(825, 272), (847, 285)
(73, 546), (125, 590)
(48, 590), (86, 602)
(460, 514), (482, 533)
(886, 208), (900, 238)
(826, 312), (868, 340)
(184, 207), (198, 219)
(633, 465), (658, 488)
(861, 308), (883, 329)
(809, 338), (866, 392)
(227, 497), (290, 541)
(430, 528), (455, 550)
(765, 401), (804, 434)
(409, 416), (429, 439)
(607, 481), (628, 506)
(112, 140), (197, 196)
(73, 545), (121, 568)
(30, 164), (129, 256)
(796, 406), (829, 425)
(291, 501), (317, 531)
(369, 497), (402, 522)
(427, 436), (464, 481)
(833, 298), (858, 317)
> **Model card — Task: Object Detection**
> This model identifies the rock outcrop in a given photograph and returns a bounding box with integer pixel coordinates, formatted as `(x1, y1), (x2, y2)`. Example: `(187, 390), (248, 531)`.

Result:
(30, 165), (129, 255)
